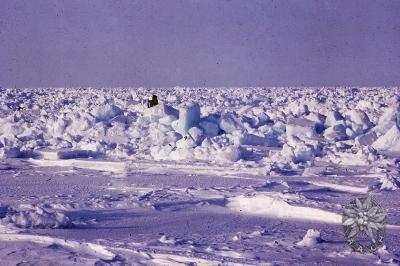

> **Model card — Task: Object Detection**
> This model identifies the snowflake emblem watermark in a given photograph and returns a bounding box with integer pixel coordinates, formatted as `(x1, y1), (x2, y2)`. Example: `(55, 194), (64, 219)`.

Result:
(342, 195), (386, 253)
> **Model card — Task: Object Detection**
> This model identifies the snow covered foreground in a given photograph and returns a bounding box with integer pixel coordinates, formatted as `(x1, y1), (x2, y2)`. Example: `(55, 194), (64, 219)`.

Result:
(1, 87), (400, 265)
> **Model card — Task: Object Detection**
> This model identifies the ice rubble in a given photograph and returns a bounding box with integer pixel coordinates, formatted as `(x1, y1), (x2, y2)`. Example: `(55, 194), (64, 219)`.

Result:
(1, 88), (275, 163)
(2, 87), (400, 167)
(369, 171), (400, 191)
(378, 173), (400, 191)
(372, 123), (400, 152)
(0, 204), (71, 229)
(296, 229), (322, 247)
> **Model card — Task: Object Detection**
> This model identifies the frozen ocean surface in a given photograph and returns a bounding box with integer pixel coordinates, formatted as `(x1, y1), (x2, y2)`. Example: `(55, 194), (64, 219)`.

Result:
(0, 87), (400, 265)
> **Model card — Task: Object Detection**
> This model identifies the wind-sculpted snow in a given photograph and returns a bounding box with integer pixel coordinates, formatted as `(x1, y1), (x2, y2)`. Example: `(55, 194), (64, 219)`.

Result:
(226, 193), (342, 223)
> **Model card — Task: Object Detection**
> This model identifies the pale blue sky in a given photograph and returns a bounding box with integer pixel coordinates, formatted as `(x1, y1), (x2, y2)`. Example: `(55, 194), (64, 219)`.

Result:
(1, 0), (399, 87)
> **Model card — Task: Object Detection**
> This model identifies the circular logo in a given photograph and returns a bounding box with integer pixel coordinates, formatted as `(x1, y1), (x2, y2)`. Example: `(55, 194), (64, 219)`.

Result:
(342, 195), (386, 253)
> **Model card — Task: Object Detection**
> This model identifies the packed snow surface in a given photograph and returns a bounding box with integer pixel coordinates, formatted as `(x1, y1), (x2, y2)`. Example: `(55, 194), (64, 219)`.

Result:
(1, 87), (400, 265)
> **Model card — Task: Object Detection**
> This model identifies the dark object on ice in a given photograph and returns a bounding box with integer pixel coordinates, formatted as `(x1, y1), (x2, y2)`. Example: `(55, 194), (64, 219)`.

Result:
(147, 95), (159, 108)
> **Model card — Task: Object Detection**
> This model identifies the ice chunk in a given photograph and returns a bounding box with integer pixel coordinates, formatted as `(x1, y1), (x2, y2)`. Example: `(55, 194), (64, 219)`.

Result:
(279, 137), (316, 164)
(165, 131), (182, 143)
(280, 144), (295, 162)
(219, 112), (244, 134)
(157, 123), (174, 133)
(147, 124), (170, 146)
(240, 133), (280, 147)
(374, 105), (400, 134)
(369, 172), (400, 191)
(76, 141), (103, 153)
(296, 229), (322, 247)
(150, 145), (174, 160)
(292, 142), (315, 163)
(65, 112), (96, 136)
(272, 121), (286, 136)
(215, 146), (241, 162)
(175, 102), (201, 135)
(345, 110), (373, 132)
(91, 104), (123, 122)
(378, 173), (400, 191)
(287, 103), (309, 117)
(104, 123), (129, 145)
(323, 123), (347, 141)
(324, 110), (344, 127)
(356, 146), (378, 163)
(0, 119), (25, 138)
(159, 234), (176, 244)
(85, 122), (108, 140)
(356, 100), (375, 110)
(199, 120), (220, 137)
(345, 127), (356, 139)
(2, 204), (71, 229)
(110, 114), (127, 125)
(355, 131), (378, 146)
(144, 103), (179, 120)
(306, 112), (326, 124)
(188, 127), (205, 145)
(372, 124), (400, 152)
(176, 136), (197, 149)
(286, 118), (317, 139)
(159, 115), (178, 125)
(47, 117), (69, 137)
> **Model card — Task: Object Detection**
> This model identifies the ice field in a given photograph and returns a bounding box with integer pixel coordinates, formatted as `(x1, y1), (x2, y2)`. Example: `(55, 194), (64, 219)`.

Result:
(1, 87), (400, 265)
